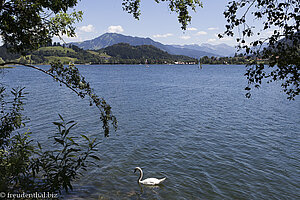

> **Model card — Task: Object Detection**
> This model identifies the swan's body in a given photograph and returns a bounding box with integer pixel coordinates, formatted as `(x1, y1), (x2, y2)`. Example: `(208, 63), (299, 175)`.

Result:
(134, 167), (166, 185)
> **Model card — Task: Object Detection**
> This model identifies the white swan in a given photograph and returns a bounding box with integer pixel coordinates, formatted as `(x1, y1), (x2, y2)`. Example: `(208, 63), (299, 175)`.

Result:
(134, 167), (166, 185)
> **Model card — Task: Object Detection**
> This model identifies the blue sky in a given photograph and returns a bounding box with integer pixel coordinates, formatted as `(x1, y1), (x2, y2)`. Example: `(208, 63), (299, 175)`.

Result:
(0, 0), (273, 47)
(57, 0), (238, 46)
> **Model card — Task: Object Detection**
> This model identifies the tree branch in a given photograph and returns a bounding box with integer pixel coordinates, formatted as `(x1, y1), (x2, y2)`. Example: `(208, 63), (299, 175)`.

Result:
(0, 62), (80, 96)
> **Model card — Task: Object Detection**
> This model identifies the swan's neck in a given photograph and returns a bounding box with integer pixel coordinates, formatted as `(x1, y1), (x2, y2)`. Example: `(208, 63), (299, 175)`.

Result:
(137, 168), (143, 182)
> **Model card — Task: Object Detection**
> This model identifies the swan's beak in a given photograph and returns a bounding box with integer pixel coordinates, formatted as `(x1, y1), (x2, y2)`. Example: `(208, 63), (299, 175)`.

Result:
(134, 169), (137, 173)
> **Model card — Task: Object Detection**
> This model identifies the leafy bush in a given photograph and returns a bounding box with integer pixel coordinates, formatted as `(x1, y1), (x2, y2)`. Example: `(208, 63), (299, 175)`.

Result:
(0, 87), (101, 194)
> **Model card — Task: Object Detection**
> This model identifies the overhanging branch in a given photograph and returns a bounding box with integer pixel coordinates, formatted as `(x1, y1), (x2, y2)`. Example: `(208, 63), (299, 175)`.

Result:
(0, 62), (80, 96)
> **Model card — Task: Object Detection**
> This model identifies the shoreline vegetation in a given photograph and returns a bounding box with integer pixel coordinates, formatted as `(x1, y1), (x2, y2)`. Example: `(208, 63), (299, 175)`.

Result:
(0, 43), (267, 66)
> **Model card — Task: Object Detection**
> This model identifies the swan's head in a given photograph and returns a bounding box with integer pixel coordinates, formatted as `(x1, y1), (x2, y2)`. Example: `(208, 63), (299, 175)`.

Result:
(134, 167), (142, 173)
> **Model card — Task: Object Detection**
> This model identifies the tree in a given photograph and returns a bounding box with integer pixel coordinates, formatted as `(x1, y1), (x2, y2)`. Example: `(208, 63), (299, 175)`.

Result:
(0, 0), (83, 54)
(0, 0), (118, 134)
(220, 0), (299, 100)
(0, 87), (102, 193)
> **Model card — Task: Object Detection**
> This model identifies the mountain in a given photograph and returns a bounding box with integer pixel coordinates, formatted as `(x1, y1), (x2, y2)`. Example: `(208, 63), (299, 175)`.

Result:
(171, 43), (236, 57)
(164, 44), (219, 58)
(200, 43), (236, 57)
(100, 43), (196, 63)
(71, 33), (166, 50)
(70, 33), (222, 58)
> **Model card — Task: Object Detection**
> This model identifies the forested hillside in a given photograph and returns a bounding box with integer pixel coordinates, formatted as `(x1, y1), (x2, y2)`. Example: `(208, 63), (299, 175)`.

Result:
(0, 43), (197, 65)
(99, 43), (197, 64)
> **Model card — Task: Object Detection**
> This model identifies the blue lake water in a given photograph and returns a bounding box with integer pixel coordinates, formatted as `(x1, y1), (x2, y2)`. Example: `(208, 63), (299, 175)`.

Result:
(1, 64), (300, 199)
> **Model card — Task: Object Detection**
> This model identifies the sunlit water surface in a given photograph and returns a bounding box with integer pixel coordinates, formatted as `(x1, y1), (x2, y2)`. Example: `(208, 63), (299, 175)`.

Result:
(2, 65), (299, 199)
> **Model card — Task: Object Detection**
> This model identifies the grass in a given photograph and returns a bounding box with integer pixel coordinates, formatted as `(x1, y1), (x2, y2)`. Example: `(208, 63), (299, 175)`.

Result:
(45, 56), (78, 63)
(87, 51), (111, 58)
(38, 46), (75, 53)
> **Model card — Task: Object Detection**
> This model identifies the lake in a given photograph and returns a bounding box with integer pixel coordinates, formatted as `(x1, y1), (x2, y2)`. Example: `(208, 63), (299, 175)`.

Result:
(1, 64), (299, 199)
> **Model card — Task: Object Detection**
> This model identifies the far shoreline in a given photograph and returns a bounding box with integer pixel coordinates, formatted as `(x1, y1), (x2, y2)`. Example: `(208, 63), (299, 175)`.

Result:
(1, 63), (249, 67)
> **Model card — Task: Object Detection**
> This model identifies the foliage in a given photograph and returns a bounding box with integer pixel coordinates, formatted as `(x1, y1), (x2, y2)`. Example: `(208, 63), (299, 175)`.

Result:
(30, 115), (100, 193)
(48, 62), (117, 136)
(200, 54), (257, 65)
(220, 0), (300, 100)
(0, 0), (82, 54)
(0, 45), (21, 61)
(0, 55), (116, 195)
(122, 0), (203, 30)
(0, 87), (27, 147)
(0, 87), (101, 193)
(0, 130), (34, 192)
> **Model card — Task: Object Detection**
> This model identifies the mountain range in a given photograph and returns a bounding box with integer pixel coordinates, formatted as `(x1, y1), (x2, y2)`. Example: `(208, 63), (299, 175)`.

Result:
(70, 33), (237, 58)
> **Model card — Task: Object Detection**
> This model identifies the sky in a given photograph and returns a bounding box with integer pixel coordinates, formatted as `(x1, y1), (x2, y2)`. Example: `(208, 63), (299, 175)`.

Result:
(56, 0), (238, 46)
(0, 0), (274, 47)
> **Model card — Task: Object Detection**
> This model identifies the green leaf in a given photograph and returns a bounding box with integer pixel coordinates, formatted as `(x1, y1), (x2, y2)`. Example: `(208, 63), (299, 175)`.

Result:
(81, 134), (90, 141)
(65, 123), (77, 136)
(66, 120), (75, 124)
(69, 148), (81, 152)
(66, 137), (78, 145)
(89, 155), (100, 161)
(53, 122), (62, 126)
(54, 138), (64, 145)
(37, 141), (42, 150)
(58, 114), (64, 121)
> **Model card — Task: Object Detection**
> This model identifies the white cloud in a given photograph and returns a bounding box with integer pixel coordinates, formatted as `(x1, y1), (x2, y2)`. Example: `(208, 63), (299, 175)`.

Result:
(53, 34), (83, 43)
(208, 27), (219, 31)
(107, 25), (124, 33)
(206, 34), (233, 43)
(152, 33), (173, 38)
(78, 24), (95, 33)
(187, 27), (197, 31)
(180, 35), (191, 40)
(220, 37), (233, 42)
(196, 31), (207, 35)
(208, 38), (217, 42)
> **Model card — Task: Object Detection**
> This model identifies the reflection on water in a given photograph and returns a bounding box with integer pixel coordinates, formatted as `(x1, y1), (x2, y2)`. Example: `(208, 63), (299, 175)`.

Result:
(134, 184), (164, 199)
(2, 64), (299, 199)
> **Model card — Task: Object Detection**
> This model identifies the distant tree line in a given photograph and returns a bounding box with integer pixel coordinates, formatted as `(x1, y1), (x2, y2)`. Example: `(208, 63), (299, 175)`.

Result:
(199, 53), (267, 65)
